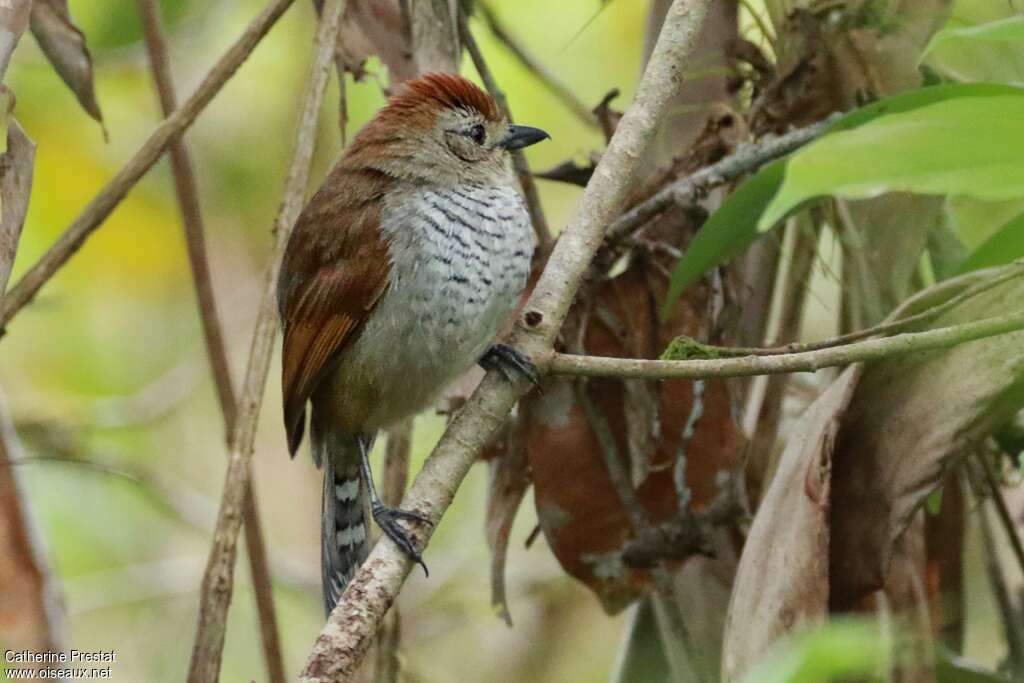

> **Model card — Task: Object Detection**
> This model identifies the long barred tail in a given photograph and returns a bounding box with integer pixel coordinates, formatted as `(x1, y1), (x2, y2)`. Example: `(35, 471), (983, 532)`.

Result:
(317, 434), (369, 616)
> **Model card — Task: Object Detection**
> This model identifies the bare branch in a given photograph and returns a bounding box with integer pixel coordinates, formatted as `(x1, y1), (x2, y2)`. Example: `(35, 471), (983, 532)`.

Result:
(476, 2), (598, 128)
(604, 114), (838, 245)
(0, 0), (300, 334)
(299, 2), (712, 679)
(186, 1), (348, 680)
(459, 12), (553, 249)
(978, 453), (1024, 582)
(575, 382), (702, 683)
(548, 311), (1024, 381)
(720, 262), (1024, 358)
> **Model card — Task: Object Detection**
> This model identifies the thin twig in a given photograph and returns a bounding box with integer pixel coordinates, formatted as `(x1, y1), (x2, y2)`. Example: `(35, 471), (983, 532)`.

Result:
(604, 114), (839, 245)
(186, 1), (348, 681)
(134, 3), (286, 680)
(476, 2), (598, 128)
(0, 0), (300, 333)
(459, 11), (553, 249)
(548, 311), (1024, 380)
(718, 262), (1024, 357)
(575, 383), (701, 683)
(979, 454), (1024, 580)
(300, 2), (711, 679)
(975, 471), (1024, 673)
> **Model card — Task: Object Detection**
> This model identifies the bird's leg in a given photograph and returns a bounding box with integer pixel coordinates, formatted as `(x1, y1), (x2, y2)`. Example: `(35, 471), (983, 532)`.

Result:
(358, 435), (431, 576)
(480, 343), (540, 386)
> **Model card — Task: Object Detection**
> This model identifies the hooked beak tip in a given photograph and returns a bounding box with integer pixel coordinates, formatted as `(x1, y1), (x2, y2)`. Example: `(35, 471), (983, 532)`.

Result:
(500, 124), (550, 151)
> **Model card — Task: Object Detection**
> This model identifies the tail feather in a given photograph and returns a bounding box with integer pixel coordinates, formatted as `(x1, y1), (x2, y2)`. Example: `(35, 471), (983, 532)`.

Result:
(318, 434), (369, 616)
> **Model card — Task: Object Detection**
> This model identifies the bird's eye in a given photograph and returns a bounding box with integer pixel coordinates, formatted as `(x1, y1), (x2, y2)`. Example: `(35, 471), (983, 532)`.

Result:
(469, 124), (486, 145)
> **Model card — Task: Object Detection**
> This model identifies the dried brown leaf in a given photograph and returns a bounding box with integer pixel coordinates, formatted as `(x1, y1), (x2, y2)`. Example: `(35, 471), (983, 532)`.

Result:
(485, 408), (531, 626)
(527, 213), (744, 613)
(29, 0), (103, 125)
(721, 365), (862, 682)
(830, 269), (1024, 608)
(0, 394), (63, 659)
(0, 118), (35, 298)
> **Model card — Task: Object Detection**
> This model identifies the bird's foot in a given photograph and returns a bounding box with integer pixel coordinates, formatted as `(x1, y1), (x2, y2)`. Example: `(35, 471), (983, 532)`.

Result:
(480, 343), (540, 386)
(371, 503), (432, 577)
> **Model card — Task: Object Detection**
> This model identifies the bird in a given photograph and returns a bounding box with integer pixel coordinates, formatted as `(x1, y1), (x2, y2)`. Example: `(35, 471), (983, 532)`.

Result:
(276, 72), (549, 615)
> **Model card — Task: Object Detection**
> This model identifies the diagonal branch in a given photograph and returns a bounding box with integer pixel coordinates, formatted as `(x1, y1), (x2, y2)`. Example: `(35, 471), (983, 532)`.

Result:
(0, 0), (300, 334)
(186, 1), (349, 681)
(299, 2), (712, 680)
(134, 2), (285, 681)
(476, 2), (598, 128)
(604, 114), (838, 245)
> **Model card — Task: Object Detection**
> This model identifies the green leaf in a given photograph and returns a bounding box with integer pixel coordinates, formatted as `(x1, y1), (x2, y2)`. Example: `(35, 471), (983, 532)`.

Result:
(663, 83), (1021, 310)
(758, 91), (1024, 231)
(738, 620), (889, 683)
(956, 210), (1024, 274)
(923, 16), (1024, 86)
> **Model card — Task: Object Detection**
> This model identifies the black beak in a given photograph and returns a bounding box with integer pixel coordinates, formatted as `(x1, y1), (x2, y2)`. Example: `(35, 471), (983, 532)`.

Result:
(499, 124), (550, 150)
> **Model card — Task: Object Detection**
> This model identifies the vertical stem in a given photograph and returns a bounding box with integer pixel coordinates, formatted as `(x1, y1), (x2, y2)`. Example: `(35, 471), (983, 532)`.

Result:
(135, 2), (285, 680)
(459, 12), (553, 249)
(187, 1), (348, 680)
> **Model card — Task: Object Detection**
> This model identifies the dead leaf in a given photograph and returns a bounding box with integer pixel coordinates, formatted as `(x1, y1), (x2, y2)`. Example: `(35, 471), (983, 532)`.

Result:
(29, 0), (103, 126)
(0, 118), (35, 299)
(527, 207), (744, 613)
(721, 365), (862, 682)
(830, 268), (1024, 608)
(485, 408), (531, 626)
(0, 392), (63, 660)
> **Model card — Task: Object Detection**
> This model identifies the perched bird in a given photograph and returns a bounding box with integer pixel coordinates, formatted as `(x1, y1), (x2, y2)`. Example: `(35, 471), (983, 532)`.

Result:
(277, 73), (549, 614)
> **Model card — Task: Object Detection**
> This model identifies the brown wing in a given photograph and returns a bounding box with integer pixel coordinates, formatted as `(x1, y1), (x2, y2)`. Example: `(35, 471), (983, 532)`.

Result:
(278, 167), (393, 455)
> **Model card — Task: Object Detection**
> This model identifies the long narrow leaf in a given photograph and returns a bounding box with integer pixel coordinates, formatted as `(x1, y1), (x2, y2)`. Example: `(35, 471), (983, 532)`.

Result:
(957, 211), (1024, 274)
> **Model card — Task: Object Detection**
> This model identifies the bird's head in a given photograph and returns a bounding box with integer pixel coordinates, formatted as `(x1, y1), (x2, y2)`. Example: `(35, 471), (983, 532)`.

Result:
(348, 72), (549, 185)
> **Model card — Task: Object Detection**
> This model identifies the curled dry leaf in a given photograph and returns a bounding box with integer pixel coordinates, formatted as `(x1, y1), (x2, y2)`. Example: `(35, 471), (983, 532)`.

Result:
(29, 0), (103, 125)
(721, 365), (862, 682)
(830, 268), (1024, 607)
(0, 394), (63, 661)
(484, 408), (531, 626)
(526, 205), (744, 614)
(0, 118), (35, 298)
(336, 0), (413, 82)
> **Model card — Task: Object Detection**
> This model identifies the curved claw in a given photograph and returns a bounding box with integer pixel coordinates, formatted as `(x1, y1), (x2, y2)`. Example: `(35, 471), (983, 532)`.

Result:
(371, 503), (431, 577)
(480, 343), (540, 386)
